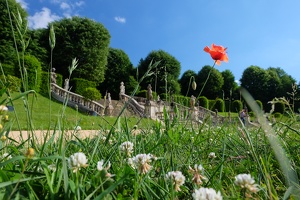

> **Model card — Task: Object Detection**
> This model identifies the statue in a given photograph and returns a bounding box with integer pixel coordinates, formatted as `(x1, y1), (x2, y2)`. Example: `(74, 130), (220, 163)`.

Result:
(147, 84), (153, 101)
(105, 92), (114, 115)
(119, 82), (125, 100)
(64, 78), (69, 90)
(51, 68), (57, 84)
(190, 95), (196, 108)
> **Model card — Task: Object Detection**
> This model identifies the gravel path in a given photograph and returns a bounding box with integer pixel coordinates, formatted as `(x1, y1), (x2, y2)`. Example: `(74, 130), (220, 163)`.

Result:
(7, 130), (100, 144)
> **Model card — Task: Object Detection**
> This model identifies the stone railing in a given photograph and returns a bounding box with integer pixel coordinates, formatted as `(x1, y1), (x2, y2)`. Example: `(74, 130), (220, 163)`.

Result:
(121, 94), (145, 117)
(51, 83), (105, 115)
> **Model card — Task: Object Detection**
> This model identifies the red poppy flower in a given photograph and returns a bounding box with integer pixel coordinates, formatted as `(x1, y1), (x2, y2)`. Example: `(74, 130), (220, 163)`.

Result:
(204, 44), (228, 65)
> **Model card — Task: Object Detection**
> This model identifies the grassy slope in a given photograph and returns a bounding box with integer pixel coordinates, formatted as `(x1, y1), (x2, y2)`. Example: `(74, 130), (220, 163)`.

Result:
(1, 92), (153, 131)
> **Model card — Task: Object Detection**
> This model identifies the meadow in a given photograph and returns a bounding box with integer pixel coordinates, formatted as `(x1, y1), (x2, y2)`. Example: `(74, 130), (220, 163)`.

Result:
(1, 89), (300, 199)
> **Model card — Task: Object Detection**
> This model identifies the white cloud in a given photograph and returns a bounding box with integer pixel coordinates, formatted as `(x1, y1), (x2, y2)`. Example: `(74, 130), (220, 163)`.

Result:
(16, 0), (28, 9)
(60, 2), (71, 10)
(28, 7), (61, 29)
(114, 16), (126, 24)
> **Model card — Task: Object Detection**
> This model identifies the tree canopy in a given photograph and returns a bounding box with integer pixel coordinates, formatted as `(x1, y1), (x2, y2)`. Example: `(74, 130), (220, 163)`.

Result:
(196, 65), (224, 99)
(0, 0), (28, 65)
(137, 50), (181, 95)
(38, 16), (111, 83)
(99, 48), (135, 99)
(179, 70), (197, 97)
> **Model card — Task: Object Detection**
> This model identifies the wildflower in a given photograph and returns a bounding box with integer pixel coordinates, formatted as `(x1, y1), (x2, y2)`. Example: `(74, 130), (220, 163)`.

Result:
(75, 126), (81, 131)
(204, 44), (228, 65)
(48, 164), (57, 172)
(208, 152), (216, 159)
(4, 115), (8, 122)
(120, 141), (134, 156)
(192, 187), (223, 200)
(166, 171), (186, 191)
(0, 124), (2, 130)
(128, 153), (153, 174)
(188, 164), (207, 185)
(1, 135), (7, 142)
(0, 105), (8, 113)
(25, 148), (35, 159)
(1, 153), (12, 160)
(234, 173), (259, 193)
(68, 152), (88, 173)
(97, 160), (114, 178)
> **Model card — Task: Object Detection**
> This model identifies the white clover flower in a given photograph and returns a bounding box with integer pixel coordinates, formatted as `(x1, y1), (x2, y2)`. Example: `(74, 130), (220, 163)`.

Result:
(68, 152), (88, 173)
(0, 105), (8, 112)
(75, 126), (81, 131)
(234, 174), (259, 193)
(97, 160), (111, 171)
(48, 164), (57, 172)
(208, 152), (216, 159)
(166, 171), (186, 191)
(1, 153), (12, 160)
(120, 141), (134, 156)
(128, 153), (153, 174)
(188, 164), (207, 185)
(192, 187), (223, 200)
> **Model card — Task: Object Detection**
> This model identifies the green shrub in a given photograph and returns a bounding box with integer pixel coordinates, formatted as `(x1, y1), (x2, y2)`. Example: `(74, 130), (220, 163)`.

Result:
(256, 100), (263, 110)
(40, 72), (63, 96)
(212, 98), (225, 112)
(232, 100), (243, 113)
(198, 96), (209, 109)
(137, 90), (157, 100)
(1, 63), (15, 76)
(208, 99), (215, 110)
(71, 78), (96, 96)
(173, 95), (190, 107)
(0, 75), (21, 92)
(82, 87), (102, 101)
(15, 55), (42, 92)
(273, 112), (282, 118)
(274, 102), (285, 114)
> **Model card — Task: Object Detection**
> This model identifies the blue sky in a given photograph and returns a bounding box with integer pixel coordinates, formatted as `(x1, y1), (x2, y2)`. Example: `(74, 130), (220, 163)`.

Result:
(17, 0), (300, 84)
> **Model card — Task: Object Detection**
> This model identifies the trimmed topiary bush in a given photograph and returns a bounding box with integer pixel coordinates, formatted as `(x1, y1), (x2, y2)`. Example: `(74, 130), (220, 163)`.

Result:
(1, 63), (15, 76)
(82, 87), (102, 101)
(15, 55), (42, 92)
(0, 75), (21, 92)
(256, 100), (263, 110)
(198, 96), (209, 109)
(71, 78), (96, 96)
(232, 100), (243, 113)
(173, 95), (190, 107)
(274, 102), (285, 114)
(212, 98), (225, 112)
(273, 112), (282, 118)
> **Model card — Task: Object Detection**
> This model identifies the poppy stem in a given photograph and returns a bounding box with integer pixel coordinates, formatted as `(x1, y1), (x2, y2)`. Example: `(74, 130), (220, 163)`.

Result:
(196, 61), (216, 100)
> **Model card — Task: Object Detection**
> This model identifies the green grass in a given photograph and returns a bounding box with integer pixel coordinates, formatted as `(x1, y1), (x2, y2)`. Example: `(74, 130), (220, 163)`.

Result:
(1, 92), (154, 131)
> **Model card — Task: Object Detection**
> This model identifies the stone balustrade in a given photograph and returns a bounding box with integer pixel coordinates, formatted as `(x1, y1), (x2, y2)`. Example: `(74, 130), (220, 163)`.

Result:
(51, 83), (105, 115)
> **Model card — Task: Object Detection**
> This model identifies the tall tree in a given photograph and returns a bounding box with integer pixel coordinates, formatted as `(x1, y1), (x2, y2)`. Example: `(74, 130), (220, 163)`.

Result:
(137, 50), (181, 95)
(240, 65), (271, 104)
(221, 69), (238, 99)
(38, 16), (110, 83)
(99, 48), (135, 99)
(179, 69), (197, 96)
(0, 0), (28, 64)
(196, 65), (224, 99)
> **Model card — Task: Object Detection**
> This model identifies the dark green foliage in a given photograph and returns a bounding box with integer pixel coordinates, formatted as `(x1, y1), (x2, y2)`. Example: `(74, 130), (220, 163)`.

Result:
(71, 78), (96, 96)
(0, 74), (20, 92)
(137, 50), (181, 95)
(256, 100), (263, 110)
(232, 100), (243, 113)
(274, 102), (285, 114)
(198, 96), (209, 109)
(99, 48), (135, 99)
(173, 95), (190, 107)
(15, 55), (42, 92)
(126, 75), (140, 96)
(196, 65), (224, 99)
(221, 69), (238, 98)
(1, 63), (15, 76)
(82, 87), (102, 101)
(212, 98), (225, 112)
(40, 71), (62, 96)
(179, 70), (197, 96)
(273, 112), (282, 118)
(0, 0), (28, 65)
(38, 17), (110, 83)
